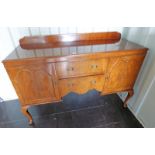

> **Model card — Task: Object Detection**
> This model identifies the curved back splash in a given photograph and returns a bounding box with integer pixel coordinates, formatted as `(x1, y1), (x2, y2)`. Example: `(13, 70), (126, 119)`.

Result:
(19, 32), (121, 49)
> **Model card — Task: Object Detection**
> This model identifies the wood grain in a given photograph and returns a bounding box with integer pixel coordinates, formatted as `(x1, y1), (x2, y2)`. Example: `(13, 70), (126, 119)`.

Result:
(103, 54), (146, 93)
(19, 32), (121, 49)
(58, 75), (105, 97)
(55, 58), (108, 79)
(3, 32), (148, 124)
(5, 63), (58, 106)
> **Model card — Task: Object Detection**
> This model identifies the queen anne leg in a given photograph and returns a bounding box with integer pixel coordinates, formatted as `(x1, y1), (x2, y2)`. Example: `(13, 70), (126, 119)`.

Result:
(21, 106), (33, 125)
(123, 90), (134, 108)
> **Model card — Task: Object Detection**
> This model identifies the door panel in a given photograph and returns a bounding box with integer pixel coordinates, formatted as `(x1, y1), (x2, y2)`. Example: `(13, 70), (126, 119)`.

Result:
(7, 64), (57, 105)
(103, 54), (145, 93)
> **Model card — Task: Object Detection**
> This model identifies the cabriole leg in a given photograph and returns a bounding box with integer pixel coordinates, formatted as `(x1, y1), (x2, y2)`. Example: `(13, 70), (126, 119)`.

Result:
(123, 90), (134, 108)
(21, 106), (33, 125)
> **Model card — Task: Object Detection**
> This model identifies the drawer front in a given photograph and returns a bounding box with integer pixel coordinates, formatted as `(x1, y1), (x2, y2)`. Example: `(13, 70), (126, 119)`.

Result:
(55, 59), (108, 79)
(58, 75), (105, 97)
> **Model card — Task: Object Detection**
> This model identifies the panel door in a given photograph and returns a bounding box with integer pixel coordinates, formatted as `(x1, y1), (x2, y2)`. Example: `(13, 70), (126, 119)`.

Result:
(6, 63), (58, 105)
(103, 54), (145, 94)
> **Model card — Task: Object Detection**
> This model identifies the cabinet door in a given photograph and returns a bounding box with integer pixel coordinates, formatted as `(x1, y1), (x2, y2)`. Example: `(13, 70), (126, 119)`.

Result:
(7, 63), (58, 105)
(103, 54), (145, 94)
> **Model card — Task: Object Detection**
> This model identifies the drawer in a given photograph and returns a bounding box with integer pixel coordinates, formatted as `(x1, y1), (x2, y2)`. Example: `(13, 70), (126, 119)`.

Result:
(58, 75), (105, 97)
(55, 59), (108, 79)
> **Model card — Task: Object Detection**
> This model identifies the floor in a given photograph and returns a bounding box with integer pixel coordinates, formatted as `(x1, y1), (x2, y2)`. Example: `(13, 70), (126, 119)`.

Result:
(0, 90), (143, 128)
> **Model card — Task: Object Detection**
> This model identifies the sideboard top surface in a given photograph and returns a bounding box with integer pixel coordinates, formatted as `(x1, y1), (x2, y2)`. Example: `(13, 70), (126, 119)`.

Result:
(4, 39), (147, 62)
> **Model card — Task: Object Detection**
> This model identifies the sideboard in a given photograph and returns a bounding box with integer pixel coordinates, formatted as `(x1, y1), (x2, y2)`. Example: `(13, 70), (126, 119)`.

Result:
(2, 32), (148, 124)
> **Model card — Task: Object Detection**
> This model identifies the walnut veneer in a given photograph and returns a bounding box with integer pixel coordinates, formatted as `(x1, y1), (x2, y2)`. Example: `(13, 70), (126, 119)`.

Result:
(2, 32), (148, 124)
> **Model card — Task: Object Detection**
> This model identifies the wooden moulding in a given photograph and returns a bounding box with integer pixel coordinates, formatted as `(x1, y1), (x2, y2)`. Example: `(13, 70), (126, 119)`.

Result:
(19, 32), (121, 50)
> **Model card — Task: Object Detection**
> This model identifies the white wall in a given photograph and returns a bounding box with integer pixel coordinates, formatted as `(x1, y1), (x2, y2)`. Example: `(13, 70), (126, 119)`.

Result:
(0, 27), (124, 101)
(123, 27), (155, 127)
(0, 28), (18, 101)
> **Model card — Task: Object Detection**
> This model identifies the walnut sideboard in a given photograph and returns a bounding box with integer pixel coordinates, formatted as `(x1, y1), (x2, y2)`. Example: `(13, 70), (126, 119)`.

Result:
(2, 32), (148, 124)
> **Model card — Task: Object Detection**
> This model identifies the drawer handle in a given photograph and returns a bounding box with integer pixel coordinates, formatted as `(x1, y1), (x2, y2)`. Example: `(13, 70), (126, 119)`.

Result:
(105, 74), (109, 80)
(67, 67), (74, 71)
(91, 64), (98, 68)
(90, 80), (96, 84)
(68, 83), (74, 87)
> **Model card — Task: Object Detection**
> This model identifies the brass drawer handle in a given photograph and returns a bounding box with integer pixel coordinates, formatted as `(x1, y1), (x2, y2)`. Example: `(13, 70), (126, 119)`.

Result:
(68, 83), (74, 87)
(67, 67), (74, 71)
(91, 64), (98, 69)
(90, 80), (96, 84)
(105, 74), (109, 80)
